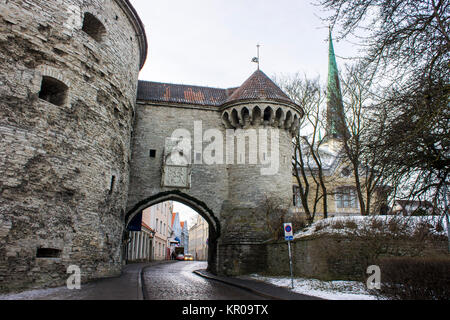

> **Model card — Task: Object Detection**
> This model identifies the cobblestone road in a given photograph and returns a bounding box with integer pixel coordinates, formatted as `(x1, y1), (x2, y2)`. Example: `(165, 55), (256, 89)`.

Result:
(142, 261), (267, 300)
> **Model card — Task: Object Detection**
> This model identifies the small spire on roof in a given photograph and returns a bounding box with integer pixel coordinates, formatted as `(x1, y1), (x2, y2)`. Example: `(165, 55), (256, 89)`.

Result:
(251, 43), (261, 70)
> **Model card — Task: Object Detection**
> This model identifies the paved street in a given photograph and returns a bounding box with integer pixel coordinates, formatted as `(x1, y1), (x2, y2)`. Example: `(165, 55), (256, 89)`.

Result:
(143, 261), (267, 300)
(1, 261), (320, 300)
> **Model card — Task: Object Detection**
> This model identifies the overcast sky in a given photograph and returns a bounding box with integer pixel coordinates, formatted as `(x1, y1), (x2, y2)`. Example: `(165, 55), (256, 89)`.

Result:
(130, 0), (360, 89)
(130, 1), (361, 225)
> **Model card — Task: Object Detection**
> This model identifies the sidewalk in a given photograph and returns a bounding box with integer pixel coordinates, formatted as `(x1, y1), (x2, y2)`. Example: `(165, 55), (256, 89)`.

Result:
(0, 261), (174, 300)
(194, 269), (323, 300)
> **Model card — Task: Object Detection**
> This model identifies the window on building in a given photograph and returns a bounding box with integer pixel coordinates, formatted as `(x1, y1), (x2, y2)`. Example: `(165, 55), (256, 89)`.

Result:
(82, 12), (106, 42)
(293, 186), (302, 207)
(341, 166), (352, 177)
(335, 187), (358, 208)
(149, 149), (156, 158)
(156, 218), (159, 232)
(39, 76), (68, 106)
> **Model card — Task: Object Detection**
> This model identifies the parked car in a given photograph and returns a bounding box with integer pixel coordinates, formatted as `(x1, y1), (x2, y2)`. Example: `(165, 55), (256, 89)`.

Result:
(184, 254), (193, 261)
(176, 254), (184, 261)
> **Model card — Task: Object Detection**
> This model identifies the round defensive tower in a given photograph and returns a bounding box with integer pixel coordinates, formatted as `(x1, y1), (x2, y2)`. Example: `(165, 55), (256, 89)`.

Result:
(0, 0), (147, 292)
(218, 70), (302, 276)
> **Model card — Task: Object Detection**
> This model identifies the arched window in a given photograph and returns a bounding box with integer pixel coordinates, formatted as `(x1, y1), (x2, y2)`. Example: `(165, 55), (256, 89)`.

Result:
(263, 107), (272, 122)
(82, 12), (106, 42)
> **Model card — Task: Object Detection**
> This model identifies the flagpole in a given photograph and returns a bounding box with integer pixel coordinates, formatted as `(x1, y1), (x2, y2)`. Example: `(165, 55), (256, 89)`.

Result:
(257, 44), (260, 70)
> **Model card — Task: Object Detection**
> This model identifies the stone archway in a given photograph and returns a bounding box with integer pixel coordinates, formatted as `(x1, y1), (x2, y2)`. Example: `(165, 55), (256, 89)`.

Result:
(124, 190), (221, 273)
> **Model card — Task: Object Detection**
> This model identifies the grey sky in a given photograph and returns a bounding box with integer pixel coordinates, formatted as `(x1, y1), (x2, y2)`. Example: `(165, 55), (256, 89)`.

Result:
(130, 0), (359, 88)
(173, 202), (198, 229)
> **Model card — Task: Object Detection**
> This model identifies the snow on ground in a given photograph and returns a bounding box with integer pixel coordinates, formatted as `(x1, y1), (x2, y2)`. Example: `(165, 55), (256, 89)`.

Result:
(294, 215), (448, 239)
(0, 286), (70, 300)
(249, 274), (383, 300)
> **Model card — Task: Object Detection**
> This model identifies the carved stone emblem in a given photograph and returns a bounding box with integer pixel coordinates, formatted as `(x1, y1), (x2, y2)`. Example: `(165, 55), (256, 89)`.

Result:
(161, 137), (191, 188)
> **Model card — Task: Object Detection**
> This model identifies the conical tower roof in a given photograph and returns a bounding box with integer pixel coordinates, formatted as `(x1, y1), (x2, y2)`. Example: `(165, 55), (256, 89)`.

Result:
(225, 69), (296, 106)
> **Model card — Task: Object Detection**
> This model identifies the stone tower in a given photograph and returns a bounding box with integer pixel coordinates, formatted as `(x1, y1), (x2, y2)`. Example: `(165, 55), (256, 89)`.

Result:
(0, 0), (147, 292)
(218, 70), (302, 275)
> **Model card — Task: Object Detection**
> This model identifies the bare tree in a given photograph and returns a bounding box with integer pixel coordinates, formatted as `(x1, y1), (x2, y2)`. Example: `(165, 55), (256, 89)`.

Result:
(337, 64), (396, 215)
(318, 0), (450, 204)
(276, 74), (335, 223)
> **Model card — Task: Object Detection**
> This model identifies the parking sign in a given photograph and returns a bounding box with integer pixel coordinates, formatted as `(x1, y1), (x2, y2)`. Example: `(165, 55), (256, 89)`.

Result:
(284, 223), (293, 241)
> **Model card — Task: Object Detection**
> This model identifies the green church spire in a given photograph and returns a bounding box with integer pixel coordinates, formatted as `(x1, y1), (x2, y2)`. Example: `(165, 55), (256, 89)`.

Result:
(326, 28), (345, 139)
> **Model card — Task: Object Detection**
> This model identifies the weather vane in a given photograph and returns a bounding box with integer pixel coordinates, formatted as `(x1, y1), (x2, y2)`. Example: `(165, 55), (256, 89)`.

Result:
(251, 43), (261, 70)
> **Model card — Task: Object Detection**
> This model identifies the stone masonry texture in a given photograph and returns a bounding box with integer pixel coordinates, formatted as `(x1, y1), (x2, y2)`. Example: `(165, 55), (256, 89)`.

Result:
(0, 0), (302, 292)
(0, 0), (145, 292)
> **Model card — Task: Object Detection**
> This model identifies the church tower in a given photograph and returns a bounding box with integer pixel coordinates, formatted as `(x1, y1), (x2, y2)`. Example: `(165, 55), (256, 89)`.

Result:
(326, 29), (347, 140)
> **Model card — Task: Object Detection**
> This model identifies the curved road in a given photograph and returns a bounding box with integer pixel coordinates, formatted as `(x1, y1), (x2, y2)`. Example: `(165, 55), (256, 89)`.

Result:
(142, 261), (267, 300)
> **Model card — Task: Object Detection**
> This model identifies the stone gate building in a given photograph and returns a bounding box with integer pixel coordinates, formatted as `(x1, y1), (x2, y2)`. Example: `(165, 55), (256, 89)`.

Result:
(0, 0), (302, 292)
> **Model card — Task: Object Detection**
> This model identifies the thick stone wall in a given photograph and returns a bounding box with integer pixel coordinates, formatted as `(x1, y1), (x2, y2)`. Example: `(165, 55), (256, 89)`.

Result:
(127, 100), (298, 276)
(265, 236), (448, 281)
(127, 102), (229, 219)
(0, 0), (145, 292)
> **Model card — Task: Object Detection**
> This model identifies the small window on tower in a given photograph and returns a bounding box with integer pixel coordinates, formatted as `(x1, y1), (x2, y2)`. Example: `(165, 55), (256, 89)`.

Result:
(36, 248), (62, 258)
(82, 12), (106, 42)
(150, 149), (156, 158)
(39, 76), (68, 106)
(109, 175), (116, 195)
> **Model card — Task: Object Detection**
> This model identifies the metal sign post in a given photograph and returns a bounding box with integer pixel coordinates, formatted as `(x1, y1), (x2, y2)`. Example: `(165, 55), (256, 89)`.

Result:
(284, 223), (294, 289)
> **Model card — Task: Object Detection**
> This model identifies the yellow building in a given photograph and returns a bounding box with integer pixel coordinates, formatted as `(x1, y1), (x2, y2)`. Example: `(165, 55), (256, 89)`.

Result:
(291, 31), (385, 221)
(188, 215), (209, 261)
(292, 139), (362, 220)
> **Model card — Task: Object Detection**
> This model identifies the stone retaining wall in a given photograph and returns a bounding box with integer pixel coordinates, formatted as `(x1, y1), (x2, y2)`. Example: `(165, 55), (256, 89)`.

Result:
(265, 235), (448, 281)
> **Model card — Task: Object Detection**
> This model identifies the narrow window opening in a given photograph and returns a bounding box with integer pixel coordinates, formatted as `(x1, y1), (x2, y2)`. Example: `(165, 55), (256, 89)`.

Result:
(39, 76), (68, 106)
(109, 175), (116, 194)
(263, 108), (272, 121)
(36, 248), (61, 258)
(82, 12), (106, 42)
(150, 149), (156, 158)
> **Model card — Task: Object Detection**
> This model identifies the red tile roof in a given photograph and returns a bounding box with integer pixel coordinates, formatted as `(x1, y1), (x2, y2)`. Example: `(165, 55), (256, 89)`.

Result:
(171, 212), (177, 228)
(137, 81), (228, 106)
(141, 221), (154, 234)
(136, 70), (298, 108)
(225, 70), (293, 105)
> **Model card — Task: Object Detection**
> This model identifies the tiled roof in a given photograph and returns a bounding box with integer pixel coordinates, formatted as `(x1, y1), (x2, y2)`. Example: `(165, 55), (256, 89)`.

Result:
(171, 212), (177, 228)
(141, 221), (154, 234)
(225, 70), (293, 105)
(137, 70), (297, 107)
(137, 81), (228, 106)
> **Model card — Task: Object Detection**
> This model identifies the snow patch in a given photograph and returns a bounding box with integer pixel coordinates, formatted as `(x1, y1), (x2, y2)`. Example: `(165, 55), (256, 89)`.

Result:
(249, 274), (383, 300)
(294, 215), (447, 239)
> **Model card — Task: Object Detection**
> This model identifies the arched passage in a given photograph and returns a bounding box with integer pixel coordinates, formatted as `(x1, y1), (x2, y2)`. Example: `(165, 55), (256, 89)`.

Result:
(124, 190), (221, 273)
